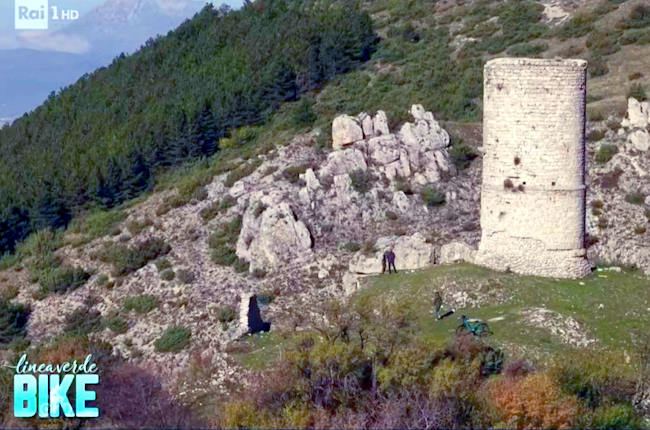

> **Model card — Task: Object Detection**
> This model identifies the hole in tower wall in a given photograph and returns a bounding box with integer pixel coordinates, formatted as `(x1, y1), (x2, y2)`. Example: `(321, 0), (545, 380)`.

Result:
(514, 157), (521, 165)
(552, 182), (556, 186)
(504, 179), (514, 189)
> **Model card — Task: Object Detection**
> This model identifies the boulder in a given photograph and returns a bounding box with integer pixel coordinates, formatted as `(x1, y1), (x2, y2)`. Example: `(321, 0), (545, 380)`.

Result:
(382, 150), (411, 180)
(236, 201), (313, 271)
(439, 242), (477, 265)
(348, 232), (435, 274)
(622, 97), (649, 129)
(392, 191), (410, 213)
(367, 135), (401, 165)
(320, 148), (367, 178)
(302, 168), (321, 192)
(373, 110), (390, 136)
(629, 129), (650, 152)
(332, 174), (353, 205)
(332, 115), (363, 150)
(358, 112), (375, 138)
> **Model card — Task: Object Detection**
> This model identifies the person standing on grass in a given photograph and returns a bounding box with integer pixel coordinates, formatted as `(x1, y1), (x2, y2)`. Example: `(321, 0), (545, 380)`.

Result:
(385, 247), (396, 274)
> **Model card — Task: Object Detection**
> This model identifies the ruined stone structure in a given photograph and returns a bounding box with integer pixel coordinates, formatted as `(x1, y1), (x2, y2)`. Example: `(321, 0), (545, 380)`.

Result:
(475, 58), (591, 278)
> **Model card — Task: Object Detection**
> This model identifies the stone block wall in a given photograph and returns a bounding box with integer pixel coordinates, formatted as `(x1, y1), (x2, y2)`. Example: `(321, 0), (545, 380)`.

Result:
(475, 58), (591, 278)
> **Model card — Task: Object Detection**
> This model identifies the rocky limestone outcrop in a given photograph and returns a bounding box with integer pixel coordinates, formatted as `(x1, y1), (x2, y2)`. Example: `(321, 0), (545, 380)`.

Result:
(587, 97), (650, 275)
(439, 241), (477, 265)
(236, 198), (313, 272)
(348, 232), (435, 274)
(327, 104), (456, 187)
(332, 114), (364, 150)
(621, 97), (650, 153)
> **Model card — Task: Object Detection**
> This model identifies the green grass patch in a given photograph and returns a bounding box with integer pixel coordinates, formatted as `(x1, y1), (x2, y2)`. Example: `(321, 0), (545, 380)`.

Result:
(155, 326), (191, 353)
(354, 264), (650, 354)
(95, 238), (171, 276)
(595, 144), (618, 164)
(123, 294), (159, 314)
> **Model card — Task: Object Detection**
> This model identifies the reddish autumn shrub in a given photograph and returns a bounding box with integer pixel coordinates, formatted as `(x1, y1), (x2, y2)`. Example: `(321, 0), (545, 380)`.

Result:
(97, 364), (200, 428)
(485, 372), (579, 429)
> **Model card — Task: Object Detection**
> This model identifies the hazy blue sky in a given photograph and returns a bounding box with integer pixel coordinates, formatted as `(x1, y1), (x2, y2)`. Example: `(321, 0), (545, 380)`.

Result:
(0, 0), (245, 35)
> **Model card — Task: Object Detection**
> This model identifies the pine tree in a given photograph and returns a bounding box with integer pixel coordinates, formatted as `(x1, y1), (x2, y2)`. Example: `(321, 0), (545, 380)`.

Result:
(0, 207), (31, 254)
(125, 153), (151, 198)
(35, 184), (72, 230)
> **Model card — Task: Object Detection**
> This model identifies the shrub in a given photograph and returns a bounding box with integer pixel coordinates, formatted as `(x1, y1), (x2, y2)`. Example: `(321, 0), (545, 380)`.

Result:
(420, 187), (445, 207)
(587, 403), (642, 429)
(588, 108), (605, 122)
(64, 308), (103, 336)
(0, 299), (30, 344)
(506, 41), (548, 57)
(251, 268), (267, 279)
(618, 5), (650, 29)
(257, 292), (274, 306)
(627, 84), (647, 101)
(210, 216), (242, 266)
(589, 56), (609, 78)
(587, 129), (607, 142)
(200, 195), (237, 221)
(549, 350), (636, 409)
(349, 169), (374, 194)
(293, 97), (317, 127)
(595, 144), (618, 163)
(282, 164), (310, 185)
(587, 29), (622, 56)
(625, 191), (645, 205)
(106, 316), (129, 334)
(96, 238), (171, 276)
(176, 269), (195, 284)
(628, 72), (644, 81)
(155, 327), (191, 352)
(160, 268), (175, 281)
(393, 175), (413, 195)
(97, 364), (199, 428)
(485, 373), (579, 428)
(634, 225), (646, 235)
(449, 142), (478, 170)
(620, 28), (650, 45)
(126, 217), (153, 235)
(556, 12), (596, 39)
(232, 258), (250, 273)
(224, 160), (262, 188)
(155, 258), (172, 271)
(68, 208), (126, 243)
(39, 266), (91, 295)
(123, 295), (158, 314)
(385, 210), (399, 221)
(343, 242), (361, 252)
(217, 306), (236, 324)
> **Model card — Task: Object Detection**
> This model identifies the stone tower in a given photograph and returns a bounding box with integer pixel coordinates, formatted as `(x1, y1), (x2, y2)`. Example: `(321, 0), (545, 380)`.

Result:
(474, 58), (591, 278)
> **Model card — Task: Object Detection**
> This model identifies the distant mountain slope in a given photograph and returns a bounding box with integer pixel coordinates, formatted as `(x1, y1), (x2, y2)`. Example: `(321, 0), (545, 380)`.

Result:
(0, 0), (375, 254)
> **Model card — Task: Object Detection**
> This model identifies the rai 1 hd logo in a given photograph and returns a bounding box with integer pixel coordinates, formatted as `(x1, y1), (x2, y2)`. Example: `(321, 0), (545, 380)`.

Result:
(10, 353), (99, 419)
(14, 0), (79, 30)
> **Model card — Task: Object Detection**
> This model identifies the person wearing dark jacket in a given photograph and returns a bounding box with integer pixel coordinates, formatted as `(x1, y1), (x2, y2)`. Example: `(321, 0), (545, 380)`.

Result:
(383, 248), (396, 274)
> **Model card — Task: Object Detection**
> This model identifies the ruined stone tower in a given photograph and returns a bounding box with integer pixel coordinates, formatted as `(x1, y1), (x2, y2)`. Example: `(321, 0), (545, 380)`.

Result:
(474, 58), (591, 278)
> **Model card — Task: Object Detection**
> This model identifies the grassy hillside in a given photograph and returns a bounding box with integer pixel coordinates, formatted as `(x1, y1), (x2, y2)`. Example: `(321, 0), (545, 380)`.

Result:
(223, 264), (649, 428)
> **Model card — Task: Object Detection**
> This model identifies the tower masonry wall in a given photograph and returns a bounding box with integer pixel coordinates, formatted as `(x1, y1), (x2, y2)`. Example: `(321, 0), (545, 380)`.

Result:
(475, 58), (591, 278)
